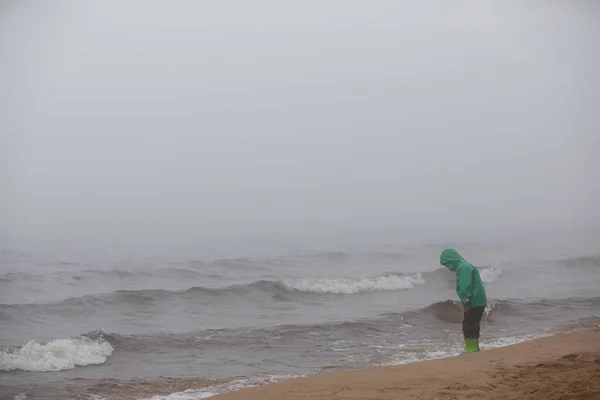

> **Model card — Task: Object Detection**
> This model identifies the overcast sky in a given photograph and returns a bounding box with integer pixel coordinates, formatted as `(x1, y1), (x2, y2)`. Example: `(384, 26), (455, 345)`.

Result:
(1, 1), (598, 248)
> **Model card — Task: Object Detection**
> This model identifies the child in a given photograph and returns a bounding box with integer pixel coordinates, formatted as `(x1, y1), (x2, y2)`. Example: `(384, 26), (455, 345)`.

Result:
(440, 248), (487, 354)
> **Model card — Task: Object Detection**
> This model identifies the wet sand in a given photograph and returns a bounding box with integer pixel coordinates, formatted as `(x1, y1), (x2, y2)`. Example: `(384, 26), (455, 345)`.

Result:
(213, 327), (600, 400)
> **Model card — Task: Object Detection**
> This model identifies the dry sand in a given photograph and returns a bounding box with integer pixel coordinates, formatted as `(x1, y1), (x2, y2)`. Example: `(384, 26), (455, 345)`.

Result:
(212, 327), (600, 400)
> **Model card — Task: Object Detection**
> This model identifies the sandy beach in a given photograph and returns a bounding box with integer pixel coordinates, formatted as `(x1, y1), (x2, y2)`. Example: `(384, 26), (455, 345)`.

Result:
(212, 327), (600, 400)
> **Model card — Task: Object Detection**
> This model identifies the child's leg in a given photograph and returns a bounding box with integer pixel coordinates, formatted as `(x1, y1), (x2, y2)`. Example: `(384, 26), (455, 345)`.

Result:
(462, 308), (482, 339)
(469, 306), (485, 339)
(462, 306), (485, 353)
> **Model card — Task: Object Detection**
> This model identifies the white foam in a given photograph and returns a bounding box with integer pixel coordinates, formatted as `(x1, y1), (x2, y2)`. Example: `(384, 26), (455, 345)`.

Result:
(384, 333), (550, 366)
(281, 274), (426, 294)
(0, 336), (114, 372)
(479, 266), (503, 283)
(143, 391), (216, 400)
(141, 374), (307, 400)
(483, 333), (550, 349)
(11, 394), (27, 400)
(384, 346), (460, 366)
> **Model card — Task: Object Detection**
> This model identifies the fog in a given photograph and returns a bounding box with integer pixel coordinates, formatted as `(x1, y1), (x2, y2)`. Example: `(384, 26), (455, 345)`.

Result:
(1, 1), (599, 250)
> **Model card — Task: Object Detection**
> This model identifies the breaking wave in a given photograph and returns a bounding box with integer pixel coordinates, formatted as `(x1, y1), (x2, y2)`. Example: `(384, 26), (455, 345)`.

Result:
(5, 295), (597, 374)
(0, 331), (114, 372)
(478, 266), (503, 283)
(0, 267), (507, 323)
(279, 273), (426, 294)
(0, 272), (431, 316)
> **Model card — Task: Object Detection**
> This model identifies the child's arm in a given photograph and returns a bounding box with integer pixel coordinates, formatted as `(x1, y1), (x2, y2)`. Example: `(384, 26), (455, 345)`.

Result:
(456, 263), (474, 308)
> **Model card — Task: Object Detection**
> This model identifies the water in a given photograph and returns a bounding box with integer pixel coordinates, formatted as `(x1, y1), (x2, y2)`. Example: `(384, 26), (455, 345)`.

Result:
(1, 230), (599, 399)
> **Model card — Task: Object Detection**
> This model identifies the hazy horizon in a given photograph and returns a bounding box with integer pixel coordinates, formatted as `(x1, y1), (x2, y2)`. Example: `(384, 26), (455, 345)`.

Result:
(1, 1), (599, 252)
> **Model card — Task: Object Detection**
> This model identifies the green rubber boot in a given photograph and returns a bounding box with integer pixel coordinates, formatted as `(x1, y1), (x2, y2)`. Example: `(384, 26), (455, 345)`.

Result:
(462, 338), (479, 355)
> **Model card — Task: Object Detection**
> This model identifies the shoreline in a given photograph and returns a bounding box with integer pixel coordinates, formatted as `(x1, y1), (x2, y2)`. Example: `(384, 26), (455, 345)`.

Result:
(209, 326), (600, 400)
(5, 326), (599, 399)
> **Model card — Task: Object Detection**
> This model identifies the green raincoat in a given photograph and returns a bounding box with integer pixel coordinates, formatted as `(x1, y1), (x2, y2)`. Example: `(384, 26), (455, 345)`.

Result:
(440, 249), (487, 308)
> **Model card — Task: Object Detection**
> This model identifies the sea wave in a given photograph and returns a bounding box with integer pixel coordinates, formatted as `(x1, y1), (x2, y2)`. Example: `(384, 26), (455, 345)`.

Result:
(0, 272), (431, 313)
(556, 255), (600, 269)
(95, 296), (600, 351)
(5, 295), (597, 373)
(0, 331), (114, 372)
(419, 266), (503, 284)
(279, 273), (426, 294)
(478, 266), (503, 283)
(2, 251), (598, 288)
(0, 267), (228, 285)
(407, 298), (519, 324)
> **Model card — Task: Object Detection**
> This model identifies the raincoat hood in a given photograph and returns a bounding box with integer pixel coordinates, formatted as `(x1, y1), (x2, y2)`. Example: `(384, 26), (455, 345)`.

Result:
(440, 248), (464, 271)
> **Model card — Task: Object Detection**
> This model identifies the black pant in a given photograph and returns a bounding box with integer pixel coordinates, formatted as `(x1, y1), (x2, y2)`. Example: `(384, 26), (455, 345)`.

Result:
(462, 306), (485, 339)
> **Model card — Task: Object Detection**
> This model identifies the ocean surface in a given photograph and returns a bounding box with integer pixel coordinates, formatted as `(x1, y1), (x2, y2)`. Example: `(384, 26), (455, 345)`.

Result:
(1, 230), (599, 400)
